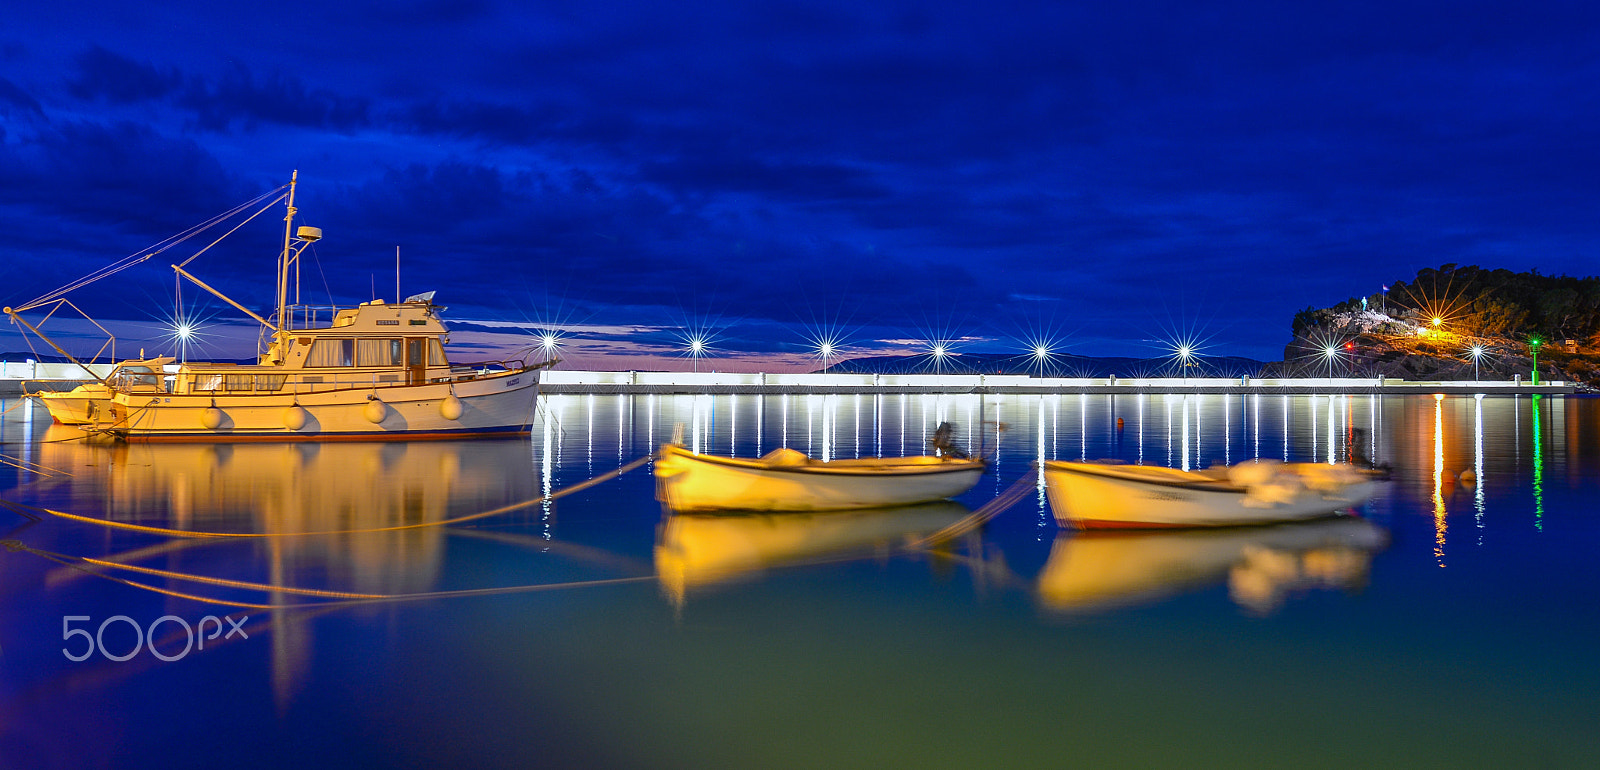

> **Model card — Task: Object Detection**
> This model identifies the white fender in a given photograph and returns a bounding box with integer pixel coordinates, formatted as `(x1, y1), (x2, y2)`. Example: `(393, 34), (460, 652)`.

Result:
(363, 398), (387, 424)
(283, 405), (309, 430)
(201, 404), (224, 430)
(439, 394), (464, 421)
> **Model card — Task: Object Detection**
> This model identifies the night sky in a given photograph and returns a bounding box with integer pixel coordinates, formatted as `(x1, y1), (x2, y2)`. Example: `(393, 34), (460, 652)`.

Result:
(4, 1), (1599, 371)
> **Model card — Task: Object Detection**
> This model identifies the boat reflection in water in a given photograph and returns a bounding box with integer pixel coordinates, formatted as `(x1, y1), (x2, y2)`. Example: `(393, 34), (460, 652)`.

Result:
(1036, 517), (1388, 616)
(31, 424), (540, 704)
(655, 501), (971, 606)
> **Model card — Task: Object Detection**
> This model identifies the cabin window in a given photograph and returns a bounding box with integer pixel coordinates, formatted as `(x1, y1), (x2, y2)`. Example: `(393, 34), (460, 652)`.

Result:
(307, 339), (354, 367)
(117, 366), (160, 388)
(357, 338), (403, 367)
(195, 375), (222, 391)
(255, 375), (287, 391)
(224, 375), (255, 391)
(429, 339), (448, 366)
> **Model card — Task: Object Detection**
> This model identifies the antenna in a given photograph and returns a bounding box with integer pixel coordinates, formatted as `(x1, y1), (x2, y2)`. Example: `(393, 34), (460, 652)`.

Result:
(395, 246), (400, 305)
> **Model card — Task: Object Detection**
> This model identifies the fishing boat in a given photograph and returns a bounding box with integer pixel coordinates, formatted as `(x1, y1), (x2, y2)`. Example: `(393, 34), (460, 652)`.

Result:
(1041, 459), (1378, 529)
(654, 441), (986, 512)
(5, 171), (548, 441)
(33, 356), (173, 425)
(1036, 516), (1387, 614)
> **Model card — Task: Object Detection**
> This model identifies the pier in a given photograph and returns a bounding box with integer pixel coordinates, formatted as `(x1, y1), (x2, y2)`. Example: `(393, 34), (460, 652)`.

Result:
(536, 370), (1575, 395)
(2, 363), (1577, 398)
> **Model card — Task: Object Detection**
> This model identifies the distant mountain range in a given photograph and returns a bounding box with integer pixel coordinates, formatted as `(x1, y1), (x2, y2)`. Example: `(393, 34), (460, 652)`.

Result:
(818, 352), (1269, 377)
(0, 352), (256, 366)
(3, 350), (1273, 377)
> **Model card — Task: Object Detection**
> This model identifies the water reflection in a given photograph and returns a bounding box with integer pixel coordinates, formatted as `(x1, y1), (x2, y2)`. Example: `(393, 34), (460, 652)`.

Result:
(1474, 394), (1485, 540)
(1433, 393), (1448, 565)
(1037, 517), (1388, 615)
(655, 501), (971, 606)
(27, 425), (542, 580)
(19, 425), (540, 706)
(1533, 394), (1545, 531)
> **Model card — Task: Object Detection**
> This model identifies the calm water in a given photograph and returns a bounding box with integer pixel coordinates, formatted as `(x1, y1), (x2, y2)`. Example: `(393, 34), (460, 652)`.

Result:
(2, 392), (1598, 768)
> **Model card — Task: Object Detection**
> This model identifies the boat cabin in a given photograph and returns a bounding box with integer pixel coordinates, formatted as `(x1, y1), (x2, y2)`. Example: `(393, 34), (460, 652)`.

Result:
(158, 297), (500, 396)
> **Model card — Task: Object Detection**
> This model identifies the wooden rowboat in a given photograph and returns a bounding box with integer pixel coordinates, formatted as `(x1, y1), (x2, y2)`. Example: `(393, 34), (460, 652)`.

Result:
(1042, 459), (1378, 529)
(654, 443), (986, 513)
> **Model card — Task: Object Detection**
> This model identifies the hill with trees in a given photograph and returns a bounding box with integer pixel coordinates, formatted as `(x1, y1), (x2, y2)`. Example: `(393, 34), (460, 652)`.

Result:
(1281, 264), (1600, 387)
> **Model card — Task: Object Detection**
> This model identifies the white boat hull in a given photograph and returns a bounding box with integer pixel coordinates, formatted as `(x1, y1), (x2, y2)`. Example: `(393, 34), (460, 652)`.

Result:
(101, 369), (539, 440)
(1042, 460), (1377, 529)
(654, 444), (985, 512)
(38, 384), (113, 425)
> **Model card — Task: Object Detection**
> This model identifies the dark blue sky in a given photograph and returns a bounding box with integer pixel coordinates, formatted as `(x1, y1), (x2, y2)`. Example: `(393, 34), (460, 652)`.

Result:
(4, 1), (1598, 369)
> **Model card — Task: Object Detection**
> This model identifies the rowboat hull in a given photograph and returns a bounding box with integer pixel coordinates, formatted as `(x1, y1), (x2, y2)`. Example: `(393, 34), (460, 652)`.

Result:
(102, 369), (539, 441)
(654, 444), (985, 512)
(1042, 460), (1376, 529)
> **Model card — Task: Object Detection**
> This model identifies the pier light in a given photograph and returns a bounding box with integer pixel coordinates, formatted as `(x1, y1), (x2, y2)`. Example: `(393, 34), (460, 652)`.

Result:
(1024, 335), (1060, 377)
(1169, 342), (1198, 383)
(812, 339), (840, 374)
(1528, 337), (1542, 385)
(676, 330), (715, 372)
(1469, 344), (1484, 382)
(1321, 344), (1339, 379)
(1432, 317), (1442, 327)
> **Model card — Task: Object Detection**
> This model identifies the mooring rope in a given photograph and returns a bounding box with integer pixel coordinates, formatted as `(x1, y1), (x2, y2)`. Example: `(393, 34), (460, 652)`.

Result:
(905, 471), (1037, 549)
(0, 453), (654, 539)
(0, 451), (70, 478)
(3, 539), (655, 610)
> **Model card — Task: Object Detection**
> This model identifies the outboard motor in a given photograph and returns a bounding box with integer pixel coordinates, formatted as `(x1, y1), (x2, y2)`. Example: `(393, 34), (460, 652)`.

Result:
(929, 422), (970, 459)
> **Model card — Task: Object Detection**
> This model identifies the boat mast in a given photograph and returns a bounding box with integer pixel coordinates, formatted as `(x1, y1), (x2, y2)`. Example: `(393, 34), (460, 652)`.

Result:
(275, 170), (299, 336)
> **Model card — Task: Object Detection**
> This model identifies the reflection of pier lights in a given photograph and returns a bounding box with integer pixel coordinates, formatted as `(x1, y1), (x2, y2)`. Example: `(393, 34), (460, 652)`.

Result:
(1136, 393), (1144, 465)
(1078, 393), (1088, 462)
(1282, 395), (1290, 462)
(1310, 395), (1318, 462)
(1326, 393), (1337, 464)
(1164, 394), (1175, 467)
(1252, 392), (1260, 460)
(1036, 396), (1048, 526)
(1433, 393), (1447, 566)
(1474, 393), (1485, 538)
(1532, 394), (1544, 531)
(1181, 395), (1191, 471)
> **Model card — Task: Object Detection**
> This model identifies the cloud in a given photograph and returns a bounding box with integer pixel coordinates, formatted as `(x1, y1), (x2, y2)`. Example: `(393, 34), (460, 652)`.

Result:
(178, 63), (372, 133)
(0, 77), (44, 116)
(66, 45), (182, 104)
